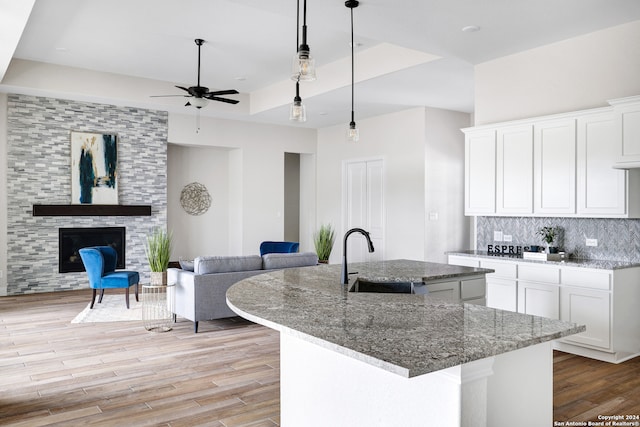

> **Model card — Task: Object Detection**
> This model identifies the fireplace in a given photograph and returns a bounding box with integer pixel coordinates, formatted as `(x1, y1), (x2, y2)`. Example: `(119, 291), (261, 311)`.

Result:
(59, 227), (126, 273)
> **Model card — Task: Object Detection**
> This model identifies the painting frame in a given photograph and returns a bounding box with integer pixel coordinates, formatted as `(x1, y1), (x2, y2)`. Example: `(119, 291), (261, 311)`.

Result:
(70, 131), (118, 205)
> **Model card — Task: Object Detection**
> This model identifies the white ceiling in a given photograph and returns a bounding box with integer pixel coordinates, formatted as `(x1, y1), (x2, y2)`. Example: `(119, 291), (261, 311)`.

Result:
(5, 0), (640, 128)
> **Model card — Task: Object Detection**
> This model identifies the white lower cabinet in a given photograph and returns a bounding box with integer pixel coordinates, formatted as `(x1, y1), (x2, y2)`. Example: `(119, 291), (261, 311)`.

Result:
(486, 278), (517, 312)
(560, 286), (611, 350)
(448, 254), (640, 363)
(479, 259), (518, 312)
(517, 281), (560, 320)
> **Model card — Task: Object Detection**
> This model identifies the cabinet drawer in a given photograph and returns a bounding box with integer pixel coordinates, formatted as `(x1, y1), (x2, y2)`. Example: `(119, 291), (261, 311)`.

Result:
(448, 255), (480, 268)
(518, 264), (560, 284)
(561, 268), (611, 290)
(426, 280), (460, 302)
(480, 260), (517, 278)
(461, 277), (486, 300)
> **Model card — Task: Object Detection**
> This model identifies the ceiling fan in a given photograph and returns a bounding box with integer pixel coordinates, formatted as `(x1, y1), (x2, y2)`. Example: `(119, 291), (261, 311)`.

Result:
(151, 38), (239, 108)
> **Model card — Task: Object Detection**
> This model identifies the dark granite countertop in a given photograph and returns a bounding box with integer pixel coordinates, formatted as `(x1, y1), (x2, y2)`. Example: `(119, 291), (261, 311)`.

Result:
(226, 259), (584, 378)
(448, 250), (640, 270)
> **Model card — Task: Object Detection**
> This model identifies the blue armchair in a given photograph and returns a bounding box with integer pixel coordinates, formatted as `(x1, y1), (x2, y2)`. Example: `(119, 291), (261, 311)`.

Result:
(259, 241), (299, 256)
(78, 246), (140, 309)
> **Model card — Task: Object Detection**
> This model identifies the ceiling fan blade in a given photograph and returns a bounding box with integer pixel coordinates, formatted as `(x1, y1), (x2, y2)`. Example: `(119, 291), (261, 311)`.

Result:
(206, 89), (239, 96)
(175, 85), (191, 93)
(207, 96), (240, 105)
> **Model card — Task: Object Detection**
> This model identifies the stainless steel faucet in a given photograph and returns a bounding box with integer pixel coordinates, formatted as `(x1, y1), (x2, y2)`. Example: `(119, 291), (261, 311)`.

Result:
(340, 227), (375, 285)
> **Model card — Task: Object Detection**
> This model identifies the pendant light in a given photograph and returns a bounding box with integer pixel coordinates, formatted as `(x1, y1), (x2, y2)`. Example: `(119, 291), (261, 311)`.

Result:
(289, 0), (307, 122)
(346, 0), (359, 142)
(289, 80), (307, 122)
(291, 0), (316, 81)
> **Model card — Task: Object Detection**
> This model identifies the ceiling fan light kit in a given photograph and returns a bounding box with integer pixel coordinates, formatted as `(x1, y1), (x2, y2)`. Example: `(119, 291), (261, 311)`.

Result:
(346, 0), (360, 142)
(151, 38), (239, 111)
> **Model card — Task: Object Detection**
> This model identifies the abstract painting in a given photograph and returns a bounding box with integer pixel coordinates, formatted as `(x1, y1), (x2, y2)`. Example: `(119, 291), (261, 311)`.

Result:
(71, 131), (118, 204)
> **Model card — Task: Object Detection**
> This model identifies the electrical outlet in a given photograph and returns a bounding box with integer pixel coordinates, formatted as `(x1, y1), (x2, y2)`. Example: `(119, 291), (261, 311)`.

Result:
(586, 238), (598, 247)
(503, 234), (512, 242)
(494, 231), (503, 242)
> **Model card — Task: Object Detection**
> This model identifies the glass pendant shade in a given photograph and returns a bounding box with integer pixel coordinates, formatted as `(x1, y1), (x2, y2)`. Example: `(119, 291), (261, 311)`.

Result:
(347, 121), (359, 142)
(190, 97), (209, 109)
(289, 98), (307, 122)
(291, 49), (316, 81)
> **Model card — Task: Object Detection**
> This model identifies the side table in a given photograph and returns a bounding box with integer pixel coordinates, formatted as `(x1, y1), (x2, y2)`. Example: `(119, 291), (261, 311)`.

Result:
(142, 283), (175, 332)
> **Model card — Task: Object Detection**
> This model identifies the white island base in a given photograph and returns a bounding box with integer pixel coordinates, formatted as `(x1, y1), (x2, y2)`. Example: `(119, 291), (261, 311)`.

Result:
(281, 333), (552, 427)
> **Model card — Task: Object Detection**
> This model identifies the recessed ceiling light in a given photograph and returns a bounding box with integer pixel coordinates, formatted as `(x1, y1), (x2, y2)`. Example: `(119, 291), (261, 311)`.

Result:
(462, 25), (480, 33)
(319, 112), (328, 116)
(55, 47), (68, 52)
(234, 76), (247, 81)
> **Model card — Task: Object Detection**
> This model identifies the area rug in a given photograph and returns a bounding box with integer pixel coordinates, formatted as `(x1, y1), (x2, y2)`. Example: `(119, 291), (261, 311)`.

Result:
(71, 294), (143, 323)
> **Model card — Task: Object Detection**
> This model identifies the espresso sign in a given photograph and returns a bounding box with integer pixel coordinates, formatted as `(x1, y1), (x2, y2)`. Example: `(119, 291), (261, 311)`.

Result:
(487, 245), (523, 255)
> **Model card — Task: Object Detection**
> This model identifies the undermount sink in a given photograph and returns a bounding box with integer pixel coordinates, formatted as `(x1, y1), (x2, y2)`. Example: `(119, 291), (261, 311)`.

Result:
(349, 279), (428, 295)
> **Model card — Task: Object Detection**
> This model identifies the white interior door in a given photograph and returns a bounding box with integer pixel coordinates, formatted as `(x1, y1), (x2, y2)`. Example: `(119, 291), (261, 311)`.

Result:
(344, 159), (385, 263)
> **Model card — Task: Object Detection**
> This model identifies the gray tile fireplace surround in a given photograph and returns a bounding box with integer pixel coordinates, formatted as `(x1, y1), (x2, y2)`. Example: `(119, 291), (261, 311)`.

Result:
(477, 216), (640, 263)
(6, 94), (168, 295)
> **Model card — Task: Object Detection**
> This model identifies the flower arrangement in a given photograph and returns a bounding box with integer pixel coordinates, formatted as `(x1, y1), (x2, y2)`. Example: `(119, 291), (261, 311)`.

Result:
(537, 226), (559, 245)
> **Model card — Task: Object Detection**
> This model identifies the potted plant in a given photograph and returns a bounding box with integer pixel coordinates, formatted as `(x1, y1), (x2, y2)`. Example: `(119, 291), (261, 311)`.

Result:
(537, 226), (559, 254)
(314, 224), (335, 264)
(145, 228), (172, 285)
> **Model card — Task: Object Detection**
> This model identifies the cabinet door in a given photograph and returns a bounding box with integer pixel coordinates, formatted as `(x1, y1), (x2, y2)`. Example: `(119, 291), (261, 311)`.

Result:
(534, 119), (576, 215)
(613, 97), (640, 164)
(487, 278), (517, 312)
(496, 125), (533, 214)
(577, 112), (627, 216)
(560, 286), (611, 350)
(517, 281), (559, 319)
(465, 129), (496, 215)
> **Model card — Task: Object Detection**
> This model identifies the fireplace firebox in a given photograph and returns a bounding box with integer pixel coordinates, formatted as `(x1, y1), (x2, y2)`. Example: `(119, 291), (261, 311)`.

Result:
(59, 227), (126, 273)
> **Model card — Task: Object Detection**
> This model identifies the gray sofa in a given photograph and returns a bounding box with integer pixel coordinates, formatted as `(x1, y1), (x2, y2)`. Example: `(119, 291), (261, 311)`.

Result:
(168, 252), (318, 332)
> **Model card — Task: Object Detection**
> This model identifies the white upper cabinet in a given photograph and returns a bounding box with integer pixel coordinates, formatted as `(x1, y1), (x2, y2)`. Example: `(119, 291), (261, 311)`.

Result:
(611, 96), (640, 167)
(576, 111), (628, 216)
(496, 125), (533, 214)
(464, 96), (640, 218)
(464, 129), (496, 215)
(534, 118), (576, 215)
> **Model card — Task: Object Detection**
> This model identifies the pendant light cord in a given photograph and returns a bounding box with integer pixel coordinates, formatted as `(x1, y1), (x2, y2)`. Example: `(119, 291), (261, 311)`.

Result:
(350, 5), (355, 124)
(296, 0), (300, 50)
(302, 0), (308, 46)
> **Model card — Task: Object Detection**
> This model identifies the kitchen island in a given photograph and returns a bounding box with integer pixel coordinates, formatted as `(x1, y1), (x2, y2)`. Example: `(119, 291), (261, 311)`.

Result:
(227, 259), (584, 427)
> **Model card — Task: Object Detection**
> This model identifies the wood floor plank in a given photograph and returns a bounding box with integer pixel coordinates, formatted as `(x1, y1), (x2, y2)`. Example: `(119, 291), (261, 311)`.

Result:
(3, 290), (640, 425)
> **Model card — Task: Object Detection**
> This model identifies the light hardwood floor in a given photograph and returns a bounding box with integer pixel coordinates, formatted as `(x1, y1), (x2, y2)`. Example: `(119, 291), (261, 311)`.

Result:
(2, 290), (640, 426)
(0, 290), (280, 426)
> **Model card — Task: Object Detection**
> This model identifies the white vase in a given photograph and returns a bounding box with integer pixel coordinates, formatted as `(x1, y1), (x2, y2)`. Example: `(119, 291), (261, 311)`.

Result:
(150, 271), (167, 286)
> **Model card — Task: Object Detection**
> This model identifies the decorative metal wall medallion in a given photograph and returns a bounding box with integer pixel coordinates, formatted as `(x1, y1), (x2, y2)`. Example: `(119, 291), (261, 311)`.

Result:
(180, 182), (211, 215)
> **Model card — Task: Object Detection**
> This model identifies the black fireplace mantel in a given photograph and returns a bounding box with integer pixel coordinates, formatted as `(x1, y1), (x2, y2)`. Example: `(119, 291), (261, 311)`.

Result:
(33, 204), (152, 217)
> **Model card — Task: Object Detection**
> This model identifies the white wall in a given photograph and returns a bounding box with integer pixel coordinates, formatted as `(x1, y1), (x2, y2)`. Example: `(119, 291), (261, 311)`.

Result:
(316, 107), (470, 264)
(167, 113), (316, 255)
(424, 107), (471, 263)
(475, 20), (640, 125)
(167, 144), (231, 260)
